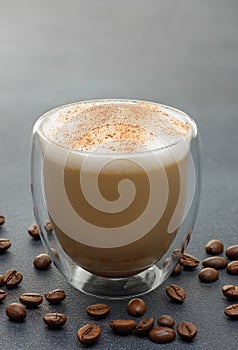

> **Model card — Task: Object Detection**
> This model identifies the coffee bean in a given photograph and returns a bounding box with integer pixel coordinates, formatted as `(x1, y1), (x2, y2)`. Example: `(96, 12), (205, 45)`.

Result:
(77, 323), (101, 344)
(149, 326), (176, 343)
(198, 267), (219, 282)
(27, 224), (40, 239)
(44, 221), (53, 233)
(0, 215), (5, 226)
(226, 245), (238, 260)
(226, 261), (238, 275)
(127, 298), (146, 317)
(87, 303), (110, 319)
(6, 303), (26, 322)
(171, 263), (183, 276)
(177, 321), (198, 341)
(0, 238), (11, 253)
(135, 318), (154, 337)
(3, 269), (23, 288)
(33, 253), (52, 270)
(224, 304), (238, 319)
(157, 315), (175, 328)
(202, 256), (228, 269)
(110, 319), (137, 335)
(222, 285), (238, 301)
(204, 239), (224, 255)
(0, 274), (4, 287)
(19, 293), (43, 307)
(166, 284), (186, 303)
(0, 289), (7, 302)
(45, 289), (66, 304)
(43, 313), (67, 329)
(179, 253), (200, 268)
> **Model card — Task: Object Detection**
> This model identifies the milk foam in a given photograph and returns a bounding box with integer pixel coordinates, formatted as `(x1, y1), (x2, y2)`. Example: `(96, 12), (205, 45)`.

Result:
(38, 100), (192, 153)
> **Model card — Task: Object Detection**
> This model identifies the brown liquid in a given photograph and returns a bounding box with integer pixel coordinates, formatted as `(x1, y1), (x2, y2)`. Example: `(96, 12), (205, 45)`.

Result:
(41, 100), (191, 278)
(43, 151), (188, 277)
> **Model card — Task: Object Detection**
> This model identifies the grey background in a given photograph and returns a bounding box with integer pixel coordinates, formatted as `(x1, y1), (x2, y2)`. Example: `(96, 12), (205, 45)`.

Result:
(0, 0), (238, 349)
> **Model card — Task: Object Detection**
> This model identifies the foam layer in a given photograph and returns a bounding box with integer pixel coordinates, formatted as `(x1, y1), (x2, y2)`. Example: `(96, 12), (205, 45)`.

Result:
(39, 100), (192, 153)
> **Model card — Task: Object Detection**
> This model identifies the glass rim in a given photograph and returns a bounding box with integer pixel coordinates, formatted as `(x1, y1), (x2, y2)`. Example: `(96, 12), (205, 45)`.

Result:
(33, 98), (198, 157)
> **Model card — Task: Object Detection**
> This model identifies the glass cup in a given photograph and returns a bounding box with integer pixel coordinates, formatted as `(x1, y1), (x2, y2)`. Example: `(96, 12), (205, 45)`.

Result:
(31, 99), (201, 299)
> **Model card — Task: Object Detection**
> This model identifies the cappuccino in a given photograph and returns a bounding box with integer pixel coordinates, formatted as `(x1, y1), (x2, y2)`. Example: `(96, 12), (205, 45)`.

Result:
(38, 100), (192, 277)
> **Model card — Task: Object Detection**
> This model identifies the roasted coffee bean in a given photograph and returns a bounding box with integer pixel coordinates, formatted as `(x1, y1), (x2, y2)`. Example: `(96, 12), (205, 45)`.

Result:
(226, 261), (238, 275)
(0, 274), (4, 286)
(43, 313), (67, 329)
(0, 289), (7, 302)
(222, 285), (238, 301)
(3, 269), (23, 288)
(166, 284), (186, 303)
(135, 318), (154, 337)
(33, 253), (52, 270)
(226, 245), (238, 260)
(6, 303), (26, 322)
(0, 238), (11, 253)
(127, 298), (146, 317)
(224, 304), (238, 319)
(110, 319), (137, 335)
(44, 221), (53, 233)
(177, 321), (198, 341)
(179, 253), (199, 268)
(27, 224), (40, 239)
(149, 326), (176, 343)
(77, 323), (101, 344)
(45, 289), (66, 304)
(202, 256), (228, 269)
(19, 293), (43, 307)
(198, 267), (219, 282)
(87, 303), (110, 318)
(157, 315), (175, 328)
(0, 215), (5, 226)
(171, 263), (183, 276)
(204, 239), (224, 255)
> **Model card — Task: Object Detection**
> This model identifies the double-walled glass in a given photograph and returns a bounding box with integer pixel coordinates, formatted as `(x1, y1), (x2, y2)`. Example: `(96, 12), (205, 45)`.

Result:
(31, 99), (201, 298)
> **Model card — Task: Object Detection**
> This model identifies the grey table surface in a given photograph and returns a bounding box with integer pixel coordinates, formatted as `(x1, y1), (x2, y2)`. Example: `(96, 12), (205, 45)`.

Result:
(1, 1), (238, 349)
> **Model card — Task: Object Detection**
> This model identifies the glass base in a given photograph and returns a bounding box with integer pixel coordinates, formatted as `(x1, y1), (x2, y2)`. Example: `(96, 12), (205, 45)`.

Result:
(69, 264), (163, 299)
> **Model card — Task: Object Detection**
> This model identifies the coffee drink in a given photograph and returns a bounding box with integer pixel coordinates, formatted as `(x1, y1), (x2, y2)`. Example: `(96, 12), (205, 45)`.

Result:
(38, 100), (193, 277)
